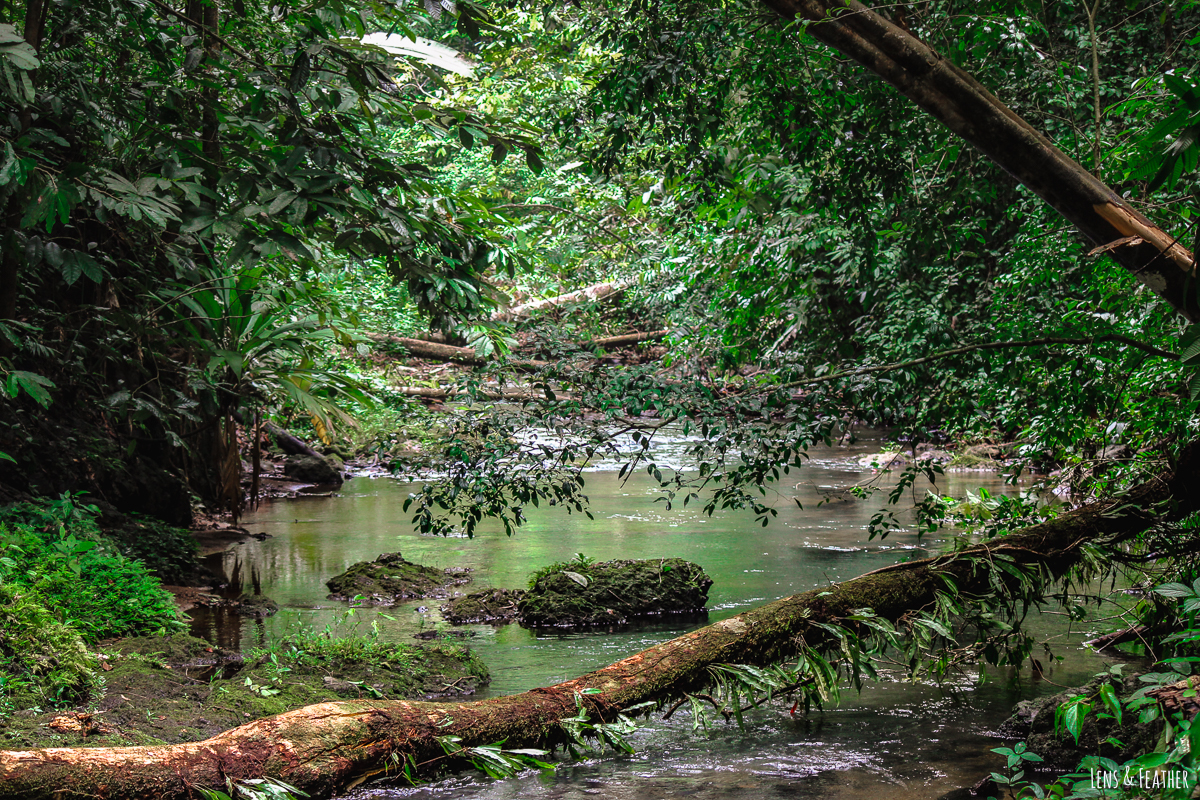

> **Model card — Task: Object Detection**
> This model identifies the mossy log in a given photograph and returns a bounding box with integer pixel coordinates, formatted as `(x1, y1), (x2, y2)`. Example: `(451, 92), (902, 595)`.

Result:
(1, 447), (1196, 799)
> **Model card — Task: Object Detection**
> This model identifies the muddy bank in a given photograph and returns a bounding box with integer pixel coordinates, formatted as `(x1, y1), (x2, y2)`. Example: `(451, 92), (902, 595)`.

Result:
(0, 633), (488, 750)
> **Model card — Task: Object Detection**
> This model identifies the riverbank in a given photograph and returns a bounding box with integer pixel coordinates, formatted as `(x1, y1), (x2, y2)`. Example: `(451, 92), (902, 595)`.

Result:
(0, 498), (489, 751)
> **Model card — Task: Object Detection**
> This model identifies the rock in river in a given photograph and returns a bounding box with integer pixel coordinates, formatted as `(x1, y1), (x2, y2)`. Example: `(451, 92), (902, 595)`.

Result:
(326, 552), (471, 604)
(442, 588), (527, 624)
(283, 454), (343, 486)
(517, 557), (712, 627)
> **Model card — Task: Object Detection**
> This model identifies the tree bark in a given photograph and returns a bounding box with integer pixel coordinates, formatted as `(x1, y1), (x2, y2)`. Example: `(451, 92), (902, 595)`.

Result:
(3, 443), (1196, 799)
(370, 331), (666, 365)
(757, 0), (1199, 322)
(368, 334), (549, 370)
(493, 280), (634, 322)
(395, 384), (576, 401)
(585, 330), (668, 349)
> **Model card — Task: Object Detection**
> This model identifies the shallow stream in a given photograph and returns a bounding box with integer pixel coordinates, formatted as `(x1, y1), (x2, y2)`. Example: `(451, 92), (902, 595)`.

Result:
(192, 431), (1120, 800)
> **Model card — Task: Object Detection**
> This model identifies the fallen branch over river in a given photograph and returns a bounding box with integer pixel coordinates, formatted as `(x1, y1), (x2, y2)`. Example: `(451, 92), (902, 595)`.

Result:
(368, 330), (667, 370)
(2, 444), (1196, 799)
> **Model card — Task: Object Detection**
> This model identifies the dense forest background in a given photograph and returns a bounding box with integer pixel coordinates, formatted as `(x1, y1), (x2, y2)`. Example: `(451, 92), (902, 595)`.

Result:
(2, 0), (1200, 794)
(2, 0), (1199, 520)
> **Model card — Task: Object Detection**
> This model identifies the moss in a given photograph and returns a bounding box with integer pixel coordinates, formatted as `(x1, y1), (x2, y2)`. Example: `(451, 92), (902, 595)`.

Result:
(517, 558), (713, 627)
(326, 552), (471, 604)
(443, 589), (526, 624)
(0, 632), (489, 749)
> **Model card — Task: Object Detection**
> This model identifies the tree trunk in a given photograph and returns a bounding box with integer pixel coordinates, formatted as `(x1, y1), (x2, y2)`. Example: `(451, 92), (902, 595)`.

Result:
(585, 330), (668, 349)
(368, 334), (548, 370)
(758, 0), (1199, 322)
(3, 443), (1196, 799)
(493, 280), (634, 322)
(395, 384), (575, 401)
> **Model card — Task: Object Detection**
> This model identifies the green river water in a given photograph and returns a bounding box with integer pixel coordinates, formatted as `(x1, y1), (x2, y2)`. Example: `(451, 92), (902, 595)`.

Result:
(191, 431), (1122, 800)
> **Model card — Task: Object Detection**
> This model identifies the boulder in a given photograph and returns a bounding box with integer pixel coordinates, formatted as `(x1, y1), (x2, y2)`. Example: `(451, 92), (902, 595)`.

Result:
(858, 451), (907, 469)
(282, 454), (343, 486)
(235, 595), (279, 618)
(442, 589), (526, 624)
(326, 552), (471, 604)
(517, 557), (712, 627)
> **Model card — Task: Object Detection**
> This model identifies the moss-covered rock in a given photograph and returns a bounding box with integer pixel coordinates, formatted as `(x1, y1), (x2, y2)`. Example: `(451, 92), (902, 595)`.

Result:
(517, 558), (712, 627)
(326, 552), (471, 604)
(443, 588), (526, 624)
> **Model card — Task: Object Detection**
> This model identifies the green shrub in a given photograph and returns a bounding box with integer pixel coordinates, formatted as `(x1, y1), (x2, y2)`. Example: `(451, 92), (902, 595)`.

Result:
(0, 585), (99, 711)
(0, 499), (184, 643)
(105, 513), (199, 586)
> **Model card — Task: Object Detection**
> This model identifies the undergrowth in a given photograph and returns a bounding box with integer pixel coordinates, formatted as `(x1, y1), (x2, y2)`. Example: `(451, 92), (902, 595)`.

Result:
(0, 495), (184, 713)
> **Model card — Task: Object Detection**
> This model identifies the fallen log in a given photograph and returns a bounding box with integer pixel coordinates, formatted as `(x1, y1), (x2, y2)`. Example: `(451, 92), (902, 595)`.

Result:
(2, 445), (1195, 799)
(231, 410), (323, 459)
(395, 384), (576, 402)
(492, 280), (633, 322)
(585, 330), (668, 349)
(1084, 625), (1153, 651)
(368, 334), (548, 371)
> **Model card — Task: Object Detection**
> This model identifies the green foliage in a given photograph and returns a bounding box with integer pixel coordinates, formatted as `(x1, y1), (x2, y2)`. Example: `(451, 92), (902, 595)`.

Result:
(0, 585), (99, 712)
(159, 266), (372, 428)
(987, 583), (1200, 800)
(433, 735), (555, 779)
(0, 498), (184, 642)
(197, 777), (308, 800)
(105, 514), (199, 586)
(559, 690), (650, 756)
(525, 552), (595, 589)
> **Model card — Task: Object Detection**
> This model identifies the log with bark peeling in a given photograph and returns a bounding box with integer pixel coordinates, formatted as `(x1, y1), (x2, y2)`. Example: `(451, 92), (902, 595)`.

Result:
(585, 329), (668, 349)
(2, 444), (1196, 800)
(370, 330), (667, 368)
(395, 384), (576, 401)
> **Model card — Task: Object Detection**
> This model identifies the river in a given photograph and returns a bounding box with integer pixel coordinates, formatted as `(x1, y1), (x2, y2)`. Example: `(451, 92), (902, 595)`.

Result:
(190, 430), (1119, 800)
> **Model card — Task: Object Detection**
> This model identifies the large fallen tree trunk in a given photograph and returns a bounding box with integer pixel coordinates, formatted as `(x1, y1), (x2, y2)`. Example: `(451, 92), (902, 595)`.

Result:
(758, 0), (1199, 321)
(395, 384), (576, 401)
(370, 331), (667, 367)
(585, 329), (668, 349)
(2, 444), (1197, 800)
